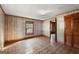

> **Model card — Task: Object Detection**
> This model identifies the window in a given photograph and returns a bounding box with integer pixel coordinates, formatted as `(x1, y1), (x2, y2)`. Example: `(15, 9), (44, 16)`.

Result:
(25, 21), (34, 35)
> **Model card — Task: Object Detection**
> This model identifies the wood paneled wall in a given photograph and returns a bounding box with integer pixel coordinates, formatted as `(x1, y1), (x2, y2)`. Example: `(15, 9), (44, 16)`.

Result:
(5, 15), (43, 42)
(0, 6), (5, 50)
(64, 13), (79, 48)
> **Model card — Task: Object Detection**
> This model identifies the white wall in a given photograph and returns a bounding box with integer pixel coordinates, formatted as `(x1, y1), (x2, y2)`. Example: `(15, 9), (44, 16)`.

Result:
(57, 16), (64, 43)
(43, 20), (50, 37)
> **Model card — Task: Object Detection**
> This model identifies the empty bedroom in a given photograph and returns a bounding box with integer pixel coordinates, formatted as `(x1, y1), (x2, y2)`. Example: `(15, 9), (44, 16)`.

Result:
(0, 4), (79, 54)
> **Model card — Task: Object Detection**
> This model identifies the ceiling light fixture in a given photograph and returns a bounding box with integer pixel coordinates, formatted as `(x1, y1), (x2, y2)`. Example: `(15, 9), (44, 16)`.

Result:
(39, 10), (51, 15)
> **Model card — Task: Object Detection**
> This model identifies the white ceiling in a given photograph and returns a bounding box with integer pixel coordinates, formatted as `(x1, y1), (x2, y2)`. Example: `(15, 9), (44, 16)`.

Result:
(1, 4), (79, 20)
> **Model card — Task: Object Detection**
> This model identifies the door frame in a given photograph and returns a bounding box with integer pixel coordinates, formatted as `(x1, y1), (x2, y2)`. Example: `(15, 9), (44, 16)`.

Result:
(50, 18), (57, 43)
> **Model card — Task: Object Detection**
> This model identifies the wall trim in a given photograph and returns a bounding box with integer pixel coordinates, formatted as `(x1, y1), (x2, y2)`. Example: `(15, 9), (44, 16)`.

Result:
(5, 14), (44, 21)
(4, 35), (45, 47)
(0, 5), (6, 14)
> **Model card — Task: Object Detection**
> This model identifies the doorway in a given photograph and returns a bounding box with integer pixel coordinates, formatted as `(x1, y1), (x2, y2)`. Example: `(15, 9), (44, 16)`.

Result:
(50, 19), (57, 43)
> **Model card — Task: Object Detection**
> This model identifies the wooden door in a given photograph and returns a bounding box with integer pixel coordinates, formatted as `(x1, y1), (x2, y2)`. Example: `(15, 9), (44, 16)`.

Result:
(73, 13), (79, 48)
(64, 15), (73, 47)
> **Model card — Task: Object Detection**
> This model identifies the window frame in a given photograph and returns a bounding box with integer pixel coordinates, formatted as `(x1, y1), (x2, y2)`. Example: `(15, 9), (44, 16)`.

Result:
(25, 21), (34, 35)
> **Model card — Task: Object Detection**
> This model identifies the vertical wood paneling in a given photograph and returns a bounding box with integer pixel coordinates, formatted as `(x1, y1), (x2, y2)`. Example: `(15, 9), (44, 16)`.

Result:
(64, 13), (79, 48)
(5, 15), (43, 42)
(0, 7), (5, 50)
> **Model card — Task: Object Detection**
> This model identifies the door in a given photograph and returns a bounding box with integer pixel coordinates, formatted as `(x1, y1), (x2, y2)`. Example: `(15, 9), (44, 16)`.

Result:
(64, 15), (73, 47)
(73, 13), (79, 48)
